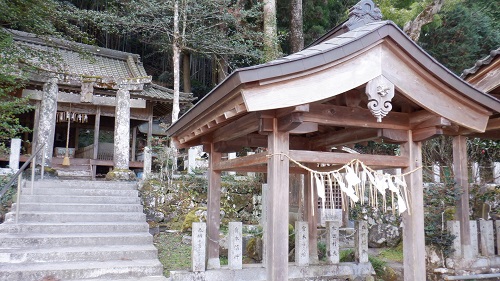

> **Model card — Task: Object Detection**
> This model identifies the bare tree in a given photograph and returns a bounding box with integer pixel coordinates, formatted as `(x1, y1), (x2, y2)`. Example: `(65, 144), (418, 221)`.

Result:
(403, 0), (445, 42)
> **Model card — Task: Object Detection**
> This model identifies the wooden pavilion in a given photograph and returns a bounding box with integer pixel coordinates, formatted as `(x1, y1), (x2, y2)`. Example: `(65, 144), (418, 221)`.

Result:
(4, 29), (193, 178)
(167, 1), (500, 280)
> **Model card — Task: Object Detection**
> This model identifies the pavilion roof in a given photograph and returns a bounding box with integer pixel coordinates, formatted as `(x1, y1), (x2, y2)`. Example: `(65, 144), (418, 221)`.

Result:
(167, 20), (500, 143)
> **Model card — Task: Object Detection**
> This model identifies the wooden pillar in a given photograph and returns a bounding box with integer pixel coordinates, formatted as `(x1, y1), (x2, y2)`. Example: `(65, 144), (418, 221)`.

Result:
(131, 126), (137, 161)
(304, 169), (319, 263)
(266, 118), (290, 281)
(206, 142), (222, 269)
(401, 130), (425, 281)
(453, 135), (471, 258)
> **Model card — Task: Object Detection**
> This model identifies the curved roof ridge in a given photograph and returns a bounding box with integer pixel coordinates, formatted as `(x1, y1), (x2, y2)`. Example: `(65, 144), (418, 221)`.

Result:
(461, 47), (500, 79)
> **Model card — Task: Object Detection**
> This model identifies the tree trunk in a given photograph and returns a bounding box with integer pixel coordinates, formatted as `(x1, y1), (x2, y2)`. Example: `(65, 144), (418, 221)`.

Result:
(263, 0), (278, 61)
(182, 51), (191, 93)
(172, 0), (180, 124)
(290, 0), (303, 53)
(403, 0), (444, 42)
(217, 55), (228, 83)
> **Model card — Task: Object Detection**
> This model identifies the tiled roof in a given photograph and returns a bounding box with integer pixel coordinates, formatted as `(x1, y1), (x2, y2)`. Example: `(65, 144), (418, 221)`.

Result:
(461, 47), (500, 79)
(9, 29), (193, 102)
(140, 84), (194, 103)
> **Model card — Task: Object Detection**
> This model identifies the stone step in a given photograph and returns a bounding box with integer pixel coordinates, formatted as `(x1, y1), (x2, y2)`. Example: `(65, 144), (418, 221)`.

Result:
(3, 244), (158, 263)
(71, 277), (168, 281)
(22, 187), (139, 197)
(20, 194), (140, 204)
(0, 232), (153, 248)
(0, 259), (163, 281)
(0, 222), (149, 234)
(12, 202), (143, 213)
(33, 180), (137, 190)
(5, 211), (146, 223)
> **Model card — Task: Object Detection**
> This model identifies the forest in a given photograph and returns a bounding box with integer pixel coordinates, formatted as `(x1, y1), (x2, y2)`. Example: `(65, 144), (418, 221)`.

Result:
(1, 0), (498, 101)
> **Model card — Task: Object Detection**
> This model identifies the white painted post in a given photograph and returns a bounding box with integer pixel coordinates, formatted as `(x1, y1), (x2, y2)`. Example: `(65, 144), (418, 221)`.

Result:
(326, 221), (340, 264)
(228, 222), (243, 269)
(228, 152), (236, 176)
(188, 147), (198, 174)
(479, 220), (494, 256)
(472, 162), (480, 184)
(9, 138), (21, 172)
(295, 221), (309, 266)
(493, 162), (500, 185)
(447, 221), (462, 259)
(355, 220), (369, 263)
(191, 222), (206, 272)
(433, 163), (441, 183)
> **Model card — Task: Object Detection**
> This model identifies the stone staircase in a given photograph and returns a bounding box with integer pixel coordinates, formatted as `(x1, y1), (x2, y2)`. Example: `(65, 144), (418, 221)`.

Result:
(0, 180), (167, 281)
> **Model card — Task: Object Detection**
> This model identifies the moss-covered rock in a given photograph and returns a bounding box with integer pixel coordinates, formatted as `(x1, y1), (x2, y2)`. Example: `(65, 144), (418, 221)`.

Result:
(246, 237), (263, 262)
(181, 207), (207, 233)
(105, 169), (136, 181)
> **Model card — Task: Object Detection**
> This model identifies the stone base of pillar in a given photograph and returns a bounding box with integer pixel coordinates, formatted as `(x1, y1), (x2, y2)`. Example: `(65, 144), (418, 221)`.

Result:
(105, 169), (136, 181)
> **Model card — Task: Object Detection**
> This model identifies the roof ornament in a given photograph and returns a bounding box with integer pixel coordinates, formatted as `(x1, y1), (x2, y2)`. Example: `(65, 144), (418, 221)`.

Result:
(343, 0), (382, 31)
(365, 75), (394, 122)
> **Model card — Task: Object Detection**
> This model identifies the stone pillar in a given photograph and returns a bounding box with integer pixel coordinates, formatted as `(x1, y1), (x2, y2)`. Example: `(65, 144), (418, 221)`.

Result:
(188, 147), (198, 174)
(355, 220), (369, 263)
(295, 221), (309, 266)
(113, 87), (131, 170)
(37, 77), (58, 166)
(433, 163), (441, 183)
(495, 221), (500, 255)
(447, 221), (462, 259)
(467, 221), (479, 259)
(479, 220), (494, 256)
(326, 221), (340, 264)
(228, 152), (236, 176)
(143, 146), (152, 179)
(9, 138), (21, 172)
(493, 162), (500, 185)
(228, 222), (243, 270)
(261, 183), (268, 267)
(192, 222), (207, 272)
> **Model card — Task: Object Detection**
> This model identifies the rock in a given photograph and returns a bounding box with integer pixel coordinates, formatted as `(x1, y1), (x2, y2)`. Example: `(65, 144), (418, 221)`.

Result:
(182, 235), (192, 245)
(368, 224), (401, 248)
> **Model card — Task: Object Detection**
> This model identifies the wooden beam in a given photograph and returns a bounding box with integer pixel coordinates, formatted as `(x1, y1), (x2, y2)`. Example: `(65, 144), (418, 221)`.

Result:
(409, 110), (436, 125)
(413, 116), (451, 129)
(212, 112), (259, 143)
(289, 150), (409, 168)
(289, 122), (318, 134)
(310, 128), (378, 150)
(453, 135), (471, 259)
(278, 112), (304, 132)
(276, 104), (310, 118)
(379, 129), (409, 143)
(401, 130), (426, 281)
(213, 152), (268, 171)
(213, 134), (309, 153)
(206, 142), (222, 269)
(303, 104), (410, 130)
(266, 118), (289, 281)
(461, 117), (500, 135)
(412, 127), (444, 142)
